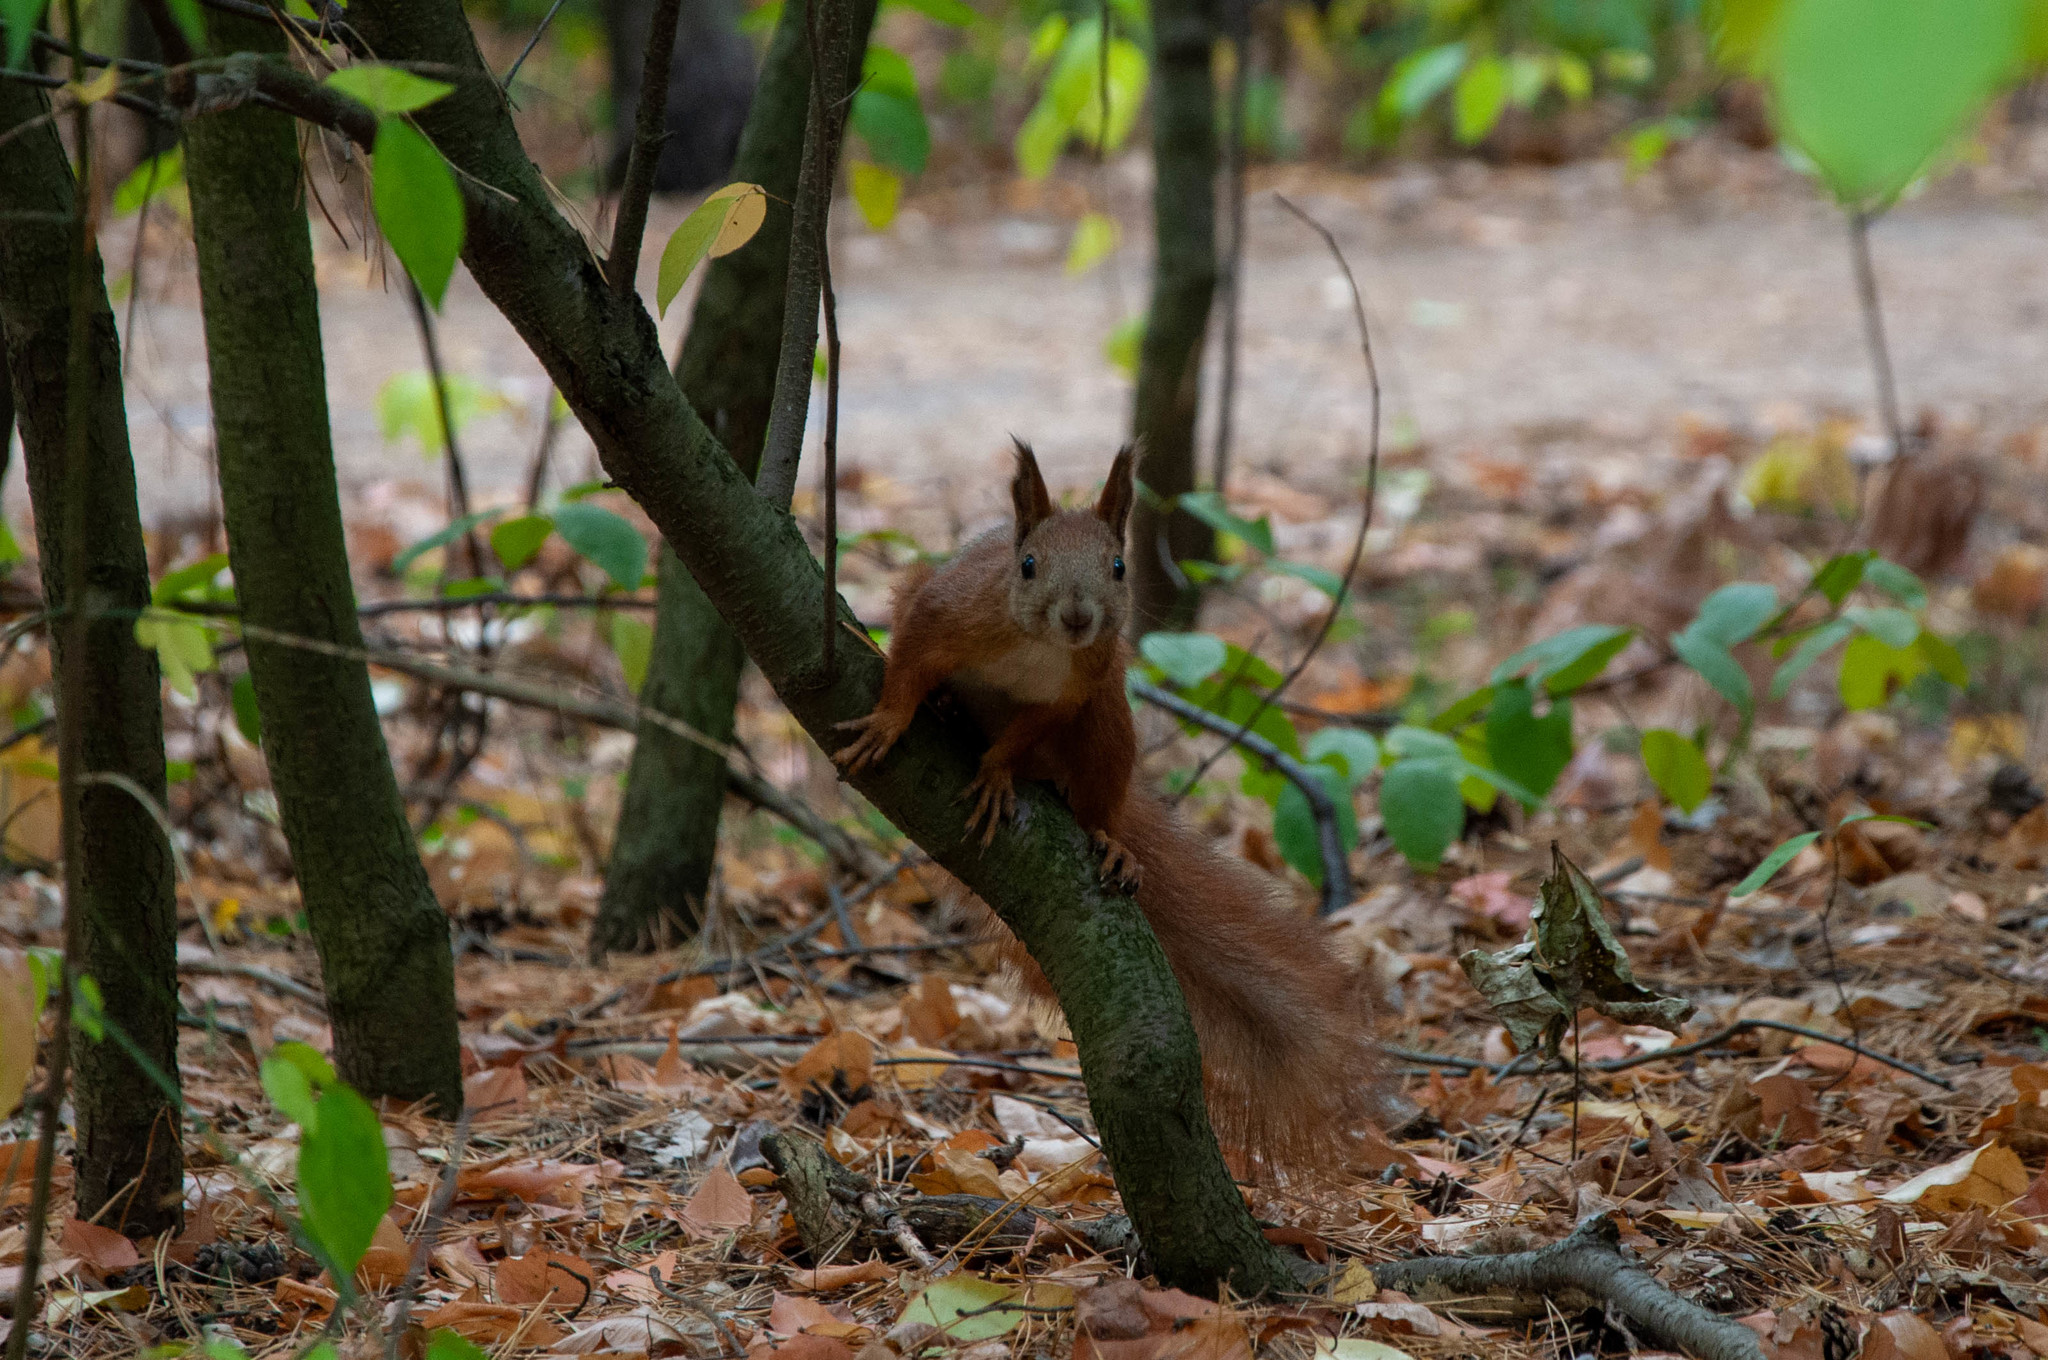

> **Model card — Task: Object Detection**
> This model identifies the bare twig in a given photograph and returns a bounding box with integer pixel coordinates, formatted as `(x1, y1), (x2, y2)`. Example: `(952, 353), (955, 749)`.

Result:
(608, 0), (684, 296)
(1848, 210), (1906, 464)
(1129, 675), (1350, 911)
(1372, 1213), (1766, 1360)
(384, 1111), (472, 1360)
(523, 387), (564, 510)
(501, 0), (570, 90)
(177, 956), (328, 1010)
(1209, 1), (1250, 496)
(810, 0), (845, 680)
(1177, 193), (1380, 823)
(405, 279), (486, 580)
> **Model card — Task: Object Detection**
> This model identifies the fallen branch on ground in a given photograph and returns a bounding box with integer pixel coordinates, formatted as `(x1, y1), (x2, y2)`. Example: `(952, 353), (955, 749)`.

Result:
(1370, 1212), (1765, 1360)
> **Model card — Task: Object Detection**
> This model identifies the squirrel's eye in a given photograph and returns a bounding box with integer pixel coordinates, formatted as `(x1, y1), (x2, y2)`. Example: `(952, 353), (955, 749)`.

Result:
(1112, 556), (1125, 581)
(1020, 555), (1036, 580)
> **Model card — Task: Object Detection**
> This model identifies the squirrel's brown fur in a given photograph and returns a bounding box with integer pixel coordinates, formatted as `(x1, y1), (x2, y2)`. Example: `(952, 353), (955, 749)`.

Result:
(836, 441), (1385, 1178)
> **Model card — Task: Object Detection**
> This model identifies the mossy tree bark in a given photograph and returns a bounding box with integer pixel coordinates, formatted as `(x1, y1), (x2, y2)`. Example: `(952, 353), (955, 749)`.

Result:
(234, 9), (1299, 1295)
(1126, 0), (1220, 635)
(174, 14), (463, 1110)
(592, 0), (878, 958)
(0, 79), (184, 1235)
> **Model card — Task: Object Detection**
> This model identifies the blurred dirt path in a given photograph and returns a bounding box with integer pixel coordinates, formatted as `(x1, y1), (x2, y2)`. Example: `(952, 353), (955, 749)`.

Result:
(90, 142), (2048, 529)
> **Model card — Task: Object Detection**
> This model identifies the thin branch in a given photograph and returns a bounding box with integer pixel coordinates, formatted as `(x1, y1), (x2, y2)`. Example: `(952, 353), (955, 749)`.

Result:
(177, 956), (327, 1010)
(607, 0), (684, 296)
(1209, 2), (1250, 496)
(1848, 210), (1906, 463)
(1129, 675), (1350, 912)
(384, 1110), (471, 1360)
(171, 591), (656, 616)
(1176, 193), (1380, 829)
(813, 12), (844, 680)
(405, 279), (486, 579)
(501, 0), (569, 90)
(523, 387), (564, 510)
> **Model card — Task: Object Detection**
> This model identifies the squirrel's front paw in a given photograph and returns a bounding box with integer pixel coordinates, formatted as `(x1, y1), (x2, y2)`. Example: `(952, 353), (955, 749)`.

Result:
(1093, 833), (1142, 891)
(961, 768), (1018, 847)
(833, 708), (909, 772)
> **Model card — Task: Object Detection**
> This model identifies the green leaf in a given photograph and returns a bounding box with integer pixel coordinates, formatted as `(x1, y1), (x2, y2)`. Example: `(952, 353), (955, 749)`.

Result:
(1268, 558), (1346, 599)
(153, 552), (231, 605)
(1686, 582), (1779, 647)
(1670, 630), (1753, 717)
(490, 514), (553, 572)
(1839, 630), (1926, 710)
(391, 509), (504, 577)
(654, 182), (768, 316)
(1769, 617), (1854, 699)
(1640, 728), (1710, 813)
(1706, 0), (1786, 74)
(1014, 18), (1147, 176)
(1838, 809), (1935, 831)
(1380, 758), (1465, 868)
(260, 1051), (321, 1131)
(1506, 52), (1550, 108)
(1139, 631), (1227, 688)
(1483, 681), (1571, 806)
(71, 974), (103, 1040)
(1103, 314), (1144, 376)
(1730, 831), (1821, 897)
(163, 0), (206, 53)
(1769, 0), (2031, 207)
(297, 1084), (392, 1277)
(1844, 605), (1920, 650)
(1305, 727), (1380, 786)
(324, 64), (454, 115)
(1917, 629), (1968, 688)
(376, 371), (506, 455)
(1176, 491), (1275, 556)
(853, 89), (930, 176)
(611, 614), (653, 692)
(231, 672), (263, 746)
(1430, 685), (1495, 734)
(1490, 624), (1633, 695)
(113, 147), (184, 217)
(849, 160), (903, 231)
(442, 575), (505, 601)
(1865, 557), (1928, 609)
(134, 612), (218, 700)
(884, 0), (977, 25)
(900, 1276), (1033, 1342)
(552, 502), (647, 589)
(1064, 211), (1118, 276)
(1452, 55), (1508, 144)
(1383, 42), (1467, 120)
(1384, 724), (1462, 762)
(1274, 765), (1356, 885)
(2, 0), (50, 70)
(371, 118), (465, 310)
(1810, 549), (1873, 606)
(424, 1332), (491, 1360)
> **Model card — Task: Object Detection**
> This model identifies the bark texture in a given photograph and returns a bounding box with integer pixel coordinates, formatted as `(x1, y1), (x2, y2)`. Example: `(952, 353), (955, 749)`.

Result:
(593, 0), (878, 957)
(248, 7), (1296, 1294)
(179, 14), (463, 1110)
(1126, 0), (1220, 634)
(0, 78), (184, 1235)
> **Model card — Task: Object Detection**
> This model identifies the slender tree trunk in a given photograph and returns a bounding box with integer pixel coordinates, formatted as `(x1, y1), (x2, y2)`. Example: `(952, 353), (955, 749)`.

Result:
(602, 0), (757, 193)
(310, 1), (1299, 1292)
(0, 78), (184, 1235)
(176, 14), (463, 1110)
(1126, 0), (1220, 635)
(592, 0), (878, 957)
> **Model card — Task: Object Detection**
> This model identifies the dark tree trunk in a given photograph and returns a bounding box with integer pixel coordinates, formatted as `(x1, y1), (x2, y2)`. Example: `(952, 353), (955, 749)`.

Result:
(0, 78), (184, 1236)
(1126, 0), (1220, 635)
(176, 14), (464, 1111)
(306, 0), (1299, 1292)
(602, 0), (757, 193)
(592, 0), (879, 957)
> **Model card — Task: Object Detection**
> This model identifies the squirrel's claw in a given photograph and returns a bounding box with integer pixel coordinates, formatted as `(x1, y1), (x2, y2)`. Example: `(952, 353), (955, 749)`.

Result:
(961, 767), (1017, 847)
(1093, 832), (1142, 890)
(833, 708), (909, 772)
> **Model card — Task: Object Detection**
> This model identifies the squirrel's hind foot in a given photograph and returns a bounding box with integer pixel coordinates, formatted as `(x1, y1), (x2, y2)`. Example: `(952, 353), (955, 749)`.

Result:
(832, 707), (910, 772)
(1093, 833), (1141, 890)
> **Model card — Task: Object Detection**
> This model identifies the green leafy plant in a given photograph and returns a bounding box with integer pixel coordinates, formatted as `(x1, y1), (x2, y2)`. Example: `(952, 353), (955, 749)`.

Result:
(259, 1041), (393, 1279)
(134, 553), (234, 699)
(327, 64), (465, 307)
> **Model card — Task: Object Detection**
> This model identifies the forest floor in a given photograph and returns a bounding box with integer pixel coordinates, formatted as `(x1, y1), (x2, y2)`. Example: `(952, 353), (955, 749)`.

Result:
(6, 127), (2048, 1360)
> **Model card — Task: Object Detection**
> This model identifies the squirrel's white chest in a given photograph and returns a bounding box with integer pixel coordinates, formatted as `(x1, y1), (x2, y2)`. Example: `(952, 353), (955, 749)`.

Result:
(955, 638), (1073, 708)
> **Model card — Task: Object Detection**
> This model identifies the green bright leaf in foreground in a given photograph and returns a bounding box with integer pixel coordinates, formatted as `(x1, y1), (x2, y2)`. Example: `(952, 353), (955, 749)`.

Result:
(1640, 728), (1711, 813)
(490, 514), (554, 572)
(1379, 758), (1464, 868)
(1730, 831), (1821, 897)
(113, 147), (184, 217)
(296, 1084), (392, 1276)
(325, 64), (454, 115)
(552, 501), (647, 589)
(372, 118), (465, 309)
(655, 182), (767, 316)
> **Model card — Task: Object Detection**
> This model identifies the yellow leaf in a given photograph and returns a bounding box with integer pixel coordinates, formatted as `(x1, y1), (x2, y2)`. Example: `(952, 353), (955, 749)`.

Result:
(1064, 211), (1118, 275)
(67, 68), (120, 106)
(654, 182), (767, 316)
(849, 161), (901, 231)
(1882, 1142), (2031, 1212)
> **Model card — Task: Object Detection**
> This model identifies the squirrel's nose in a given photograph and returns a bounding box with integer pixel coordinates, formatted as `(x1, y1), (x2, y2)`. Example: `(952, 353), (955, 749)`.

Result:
(1061, 603), (1094, 633)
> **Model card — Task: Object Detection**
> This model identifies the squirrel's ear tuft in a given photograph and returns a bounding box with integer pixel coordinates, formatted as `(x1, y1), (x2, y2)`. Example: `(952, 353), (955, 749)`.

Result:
(1096, 442), (1136, 541)
(1010, 437), (1054, 543)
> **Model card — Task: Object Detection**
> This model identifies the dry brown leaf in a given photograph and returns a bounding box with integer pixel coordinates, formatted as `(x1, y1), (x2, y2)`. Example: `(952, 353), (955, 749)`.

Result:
(1882, 1143), (2030, 1213)
(901, 975), (962, 1045)
(1861, 1311), (1947, 1360)
(495, 1247), (595, 1309)
(353, 1214), (410, 1291)
(781, 1031), (874, 1096)
(416, 1300), (564, 1347)
(56, 1219), (138, 1276)
(0, 951), (34, 1120)
(552, 1305), (694, 1353)
(273, 1277), (338, 1320)
(768, 1291), (857, 1336)
(749, 1336), (858, 1360)
(785, 1259), (892, 1292)
(461, 1157), (617, 1206)
(462, 1063), (528, 1116)
(601, 1248), (680, 1303)
(677, 1163), (754, 1239)
(907, 1149), (1004, 1198)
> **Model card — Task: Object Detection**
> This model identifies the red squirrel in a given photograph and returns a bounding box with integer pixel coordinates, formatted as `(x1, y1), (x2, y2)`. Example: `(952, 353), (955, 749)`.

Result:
(836, 441), (1385, 1176)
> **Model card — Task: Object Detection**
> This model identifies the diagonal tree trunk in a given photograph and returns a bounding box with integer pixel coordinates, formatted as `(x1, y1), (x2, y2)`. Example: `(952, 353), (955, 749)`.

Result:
(592, 0), (879, 958)
(1126, 0), (1220, 635)
(0, 78), (184, 1236)
(261, 4), (1298, 1294)
(173, 12), (463, 1110)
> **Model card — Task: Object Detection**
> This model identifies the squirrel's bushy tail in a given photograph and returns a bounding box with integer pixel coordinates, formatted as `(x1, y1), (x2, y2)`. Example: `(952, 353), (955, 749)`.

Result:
(958, 792), (1385, 1179)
